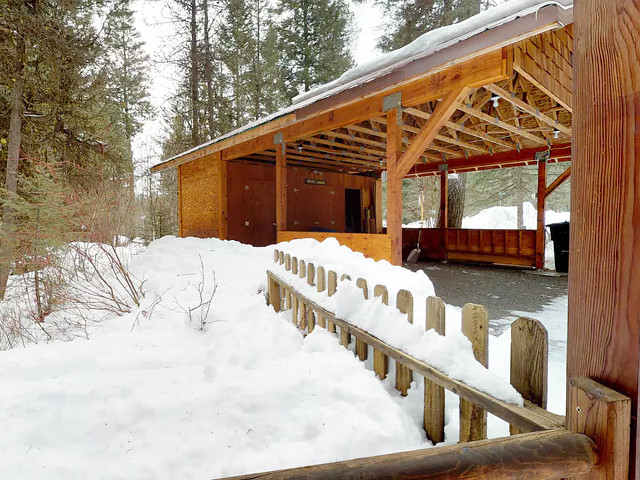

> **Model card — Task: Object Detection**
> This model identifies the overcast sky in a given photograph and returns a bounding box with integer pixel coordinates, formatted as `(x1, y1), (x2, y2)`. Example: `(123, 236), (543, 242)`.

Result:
(131, 0), (384, 167)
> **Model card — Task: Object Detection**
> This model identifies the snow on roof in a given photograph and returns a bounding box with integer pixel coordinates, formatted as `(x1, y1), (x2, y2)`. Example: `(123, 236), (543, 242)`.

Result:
(156, 0), (572, 168)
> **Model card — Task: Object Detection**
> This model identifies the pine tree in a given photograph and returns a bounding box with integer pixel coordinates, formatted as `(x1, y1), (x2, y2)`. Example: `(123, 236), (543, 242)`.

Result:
(275, 0), (355, 103)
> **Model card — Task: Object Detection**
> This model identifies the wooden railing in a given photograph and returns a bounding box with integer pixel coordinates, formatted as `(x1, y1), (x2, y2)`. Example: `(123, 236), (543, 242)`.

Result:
(401, 228), (536, 267)
(215, 249), (632, 480)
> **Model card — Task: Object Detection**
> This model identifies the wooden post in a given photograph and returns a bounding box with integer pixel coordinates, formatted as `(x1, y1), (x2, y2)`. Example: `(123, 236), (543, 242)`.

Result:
(217, 151), (228, 240)
(298, 260), (306, 328)
(460, 303), (488, 442)
(316, 266), (326, 329)
(385, 99), (404, 266)
(509, 317), (548, 435)
(375, 178), (383, 233)
(570, 1), (640, 476)
(396, 289), (414, 396)
(567, 377), (631, 480)
(327, 270), (337, 333)
(356, 278), (369, 361)
(535, 159), (546, 269)
(373, 285), (389, 379)
(425, 296), (446, 444)
(306, 263), (315, 333)
(275, 133), (287, 232)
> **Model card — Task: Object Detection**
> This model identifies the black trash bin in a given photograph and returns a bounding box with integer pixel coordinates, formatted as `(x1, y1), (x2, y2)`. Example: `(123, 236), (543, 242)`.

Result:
(548, 221), (570, 273)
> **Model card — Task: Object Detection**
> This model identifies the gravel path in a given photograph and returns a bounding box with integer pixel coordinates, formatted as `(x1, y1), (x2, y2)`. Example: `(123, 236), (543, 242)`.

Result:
(405, 261), (568, 334)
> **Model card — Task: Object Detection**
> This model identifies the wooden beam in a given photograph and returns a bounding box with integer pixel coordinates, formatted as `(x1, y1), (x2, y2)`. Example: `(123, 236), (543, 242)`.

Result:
(405, 106), (516, 150)
(569, 1), (640, 477)
(219, 430), (596, 480)
(275, 137), (287, 231)
(407, 143), (571, 177)
(458, 103), (547, 146)
(535, 159), (546, 269)
(386, 105), (404, 266)
(484, 83), (571, 135)
(395, 86), (471, 179)
(544, 165), (571, 198)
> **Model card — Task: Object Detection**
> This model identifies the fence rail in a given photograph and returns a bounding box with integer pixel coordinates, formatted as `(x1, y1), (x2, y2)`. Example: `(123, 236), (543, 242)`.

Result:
(221, 429), (597, 480)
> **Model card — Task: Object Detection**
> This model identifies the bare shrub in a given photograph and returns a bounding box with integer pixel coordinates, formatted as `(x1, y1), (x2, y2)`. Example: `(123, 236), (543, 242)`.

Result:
(175, 256), (218, 331)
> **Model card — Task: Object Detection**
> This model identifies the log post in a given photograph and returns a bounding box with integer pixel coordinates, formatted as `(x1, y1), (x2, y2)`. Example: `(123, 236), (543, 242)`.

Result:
(385, 95), (404, 266)
(535, 158), (546, 269)
(570, 1), (640, 476)
(425, 296), (446, 444)
(460, 303), (488, 442)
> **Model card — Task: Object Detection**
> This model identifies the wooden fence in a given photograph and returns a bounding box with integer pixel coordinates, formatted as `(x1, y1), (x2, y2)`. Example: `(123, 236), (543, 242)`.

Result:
(267, 249), (559, 439)
(216, 249), (631, 480)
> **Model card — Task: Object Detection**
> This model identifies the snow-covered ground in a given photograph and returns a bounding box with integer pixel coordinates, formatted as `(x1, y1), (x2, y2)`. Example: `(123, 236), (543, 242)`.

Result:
(0, 236), (568, 479)
(462, 202), (570, 230)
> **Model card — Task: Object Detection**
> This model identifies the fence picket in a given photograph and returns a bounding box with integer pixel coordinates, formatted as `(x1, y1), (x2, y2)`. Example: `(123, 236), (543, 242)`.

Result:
(273, 250), (279, 262)
(316, 266), (327, 328)
(396, 289), (414, 396)
(425, 296), (446, 444)
(355, 278), (369, 361)
(279, 251), (284, 264)
(306, 263), (316, 332)
(460, 303), (489, 442)
(510, 317), (548, 435)
(284, 255), (292, 310)
(373, 285), (389, 379)
(327, 271), (337, 333)
(339, 273), (351, 348)
(297, 260), (306, 327)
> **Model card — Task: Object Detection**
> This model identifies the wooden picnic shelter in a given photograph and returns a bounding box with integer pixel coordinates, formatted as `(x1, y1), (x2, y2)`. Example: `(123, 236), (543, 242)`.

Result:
(151, 1), (573, 269)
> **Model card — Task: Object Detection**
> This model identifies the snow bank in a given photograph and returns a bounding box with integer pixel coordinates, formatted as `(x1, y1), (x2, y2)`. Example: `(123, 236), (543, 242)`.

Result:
(462, 202), (570, 230)
(0, 236), (429, 479)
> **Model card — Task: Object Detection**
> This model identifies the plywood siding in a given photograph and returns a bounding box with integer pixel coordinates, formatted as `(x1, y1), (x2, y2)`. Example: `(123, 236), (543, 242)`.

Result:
(179, 155), (219, 238)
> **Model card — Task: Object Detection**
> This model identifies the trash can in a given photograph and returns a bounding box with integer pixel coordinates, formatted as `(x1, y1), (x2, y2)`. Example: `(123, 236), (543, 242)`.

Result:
(548, 221), (570, 273)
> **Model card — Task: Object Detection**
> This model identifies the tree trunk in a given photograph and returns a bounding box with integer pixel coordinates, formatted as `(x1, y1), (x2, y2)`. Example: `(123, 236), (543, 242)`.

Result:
(189, 0), (200, 146)
(203, 0), (215, 138)
(0, 49), (25, 299)
(515, 167), (524, 229)
(447, 173), (466, 229)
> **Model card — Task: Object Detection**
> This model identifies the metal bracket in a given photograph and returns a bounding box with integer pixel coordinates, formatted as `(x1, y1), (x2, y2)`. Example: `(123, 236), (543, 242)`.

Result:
(535, 150), (550, 162)
(273, 132), (283, 144)
(437, 163), (449, 172)
(382, 92), (402, 112)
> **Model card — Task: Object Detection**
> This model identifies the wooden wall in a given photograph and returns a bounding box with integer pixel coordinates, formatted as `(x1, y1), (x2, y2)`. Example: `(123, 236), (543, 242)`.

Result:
(277, 231), (392, 262)
(225, 160), (378, 247)
(178, 155), (219, 238)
